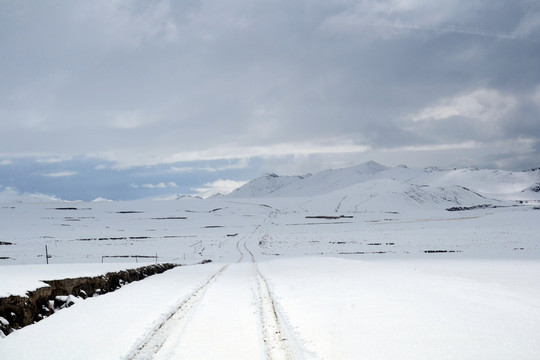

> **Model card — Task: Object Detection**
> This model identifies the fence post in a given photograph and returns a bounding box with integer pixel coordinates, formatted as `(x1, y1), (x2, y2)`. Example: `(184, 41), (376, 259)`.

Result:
(45, 245), (49, 264)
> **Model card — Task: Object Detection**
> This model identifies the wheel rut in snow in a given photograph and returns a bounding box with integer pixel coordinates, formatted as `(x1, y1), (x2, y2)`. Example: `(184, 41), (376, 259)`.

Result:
(255, 265), (295, 360)
(127, 209), (302, 360)
(236, 224), (261, 263)
(125, 264), (229, 360)
(242, 224), (299, 360)
(126, 226), (259, 360)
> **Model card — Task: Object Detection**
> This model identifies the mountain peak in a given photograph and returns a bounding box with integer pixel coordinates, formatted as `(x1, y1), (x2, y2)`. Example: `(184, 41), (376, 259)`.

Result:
(352, 161), (389, 174)
(424, 166), (442, 172)
(226, 161), (540, 201)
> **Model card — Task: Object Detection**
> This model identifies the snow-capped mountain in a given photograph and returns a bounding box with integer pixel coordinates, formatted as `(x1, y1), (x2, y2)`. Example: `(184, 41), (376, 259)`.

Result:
(226, 173), (311, 198)
(227, 161), (540, 205)
(292, 179), (497, 213)
(228, 161), (389, 198)
(0, 186), (63, 203)
(406, 167), (540, 198)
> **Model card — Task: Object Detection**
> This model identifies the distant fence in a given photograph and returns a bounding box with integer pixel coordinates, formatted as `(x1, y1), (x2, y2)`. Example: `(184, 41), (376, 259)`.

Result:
(101, 254), (158, 263)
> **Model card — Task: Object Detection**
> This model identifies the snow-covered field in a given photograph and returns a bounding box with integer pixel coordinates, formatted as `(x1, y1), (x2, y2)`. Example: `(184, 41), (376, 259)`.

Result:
(2, 197), (538, 266)
(1, 163), (539, 358)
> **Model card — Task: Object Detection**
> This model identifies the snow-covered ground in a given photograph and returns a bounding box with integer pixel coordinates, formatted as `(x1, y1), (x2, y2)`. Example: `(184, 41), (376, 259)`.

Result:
(259, 257), (540, 360)
(1, 197), (538, 266)
(2, 255), (539, 358)
(1, 162), (539, 358)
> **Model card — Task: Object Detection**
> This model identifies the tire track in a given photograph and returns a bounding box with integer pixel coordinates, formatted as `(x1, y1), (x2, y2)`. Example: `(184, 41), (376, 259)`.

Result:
(237, 224), (262, 263)
(125, 264), (229, 360)
(126, 221), (262, 360)
(255, 266), (295, 360)
(242, 220), (304, 360)
(126, 207), (305, 360)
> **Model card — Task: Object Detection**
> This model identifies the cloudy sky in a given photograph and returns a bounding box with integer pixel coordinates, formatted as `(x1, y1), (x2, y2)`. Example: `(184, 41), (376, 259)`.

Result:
(1, 0), (540, 201)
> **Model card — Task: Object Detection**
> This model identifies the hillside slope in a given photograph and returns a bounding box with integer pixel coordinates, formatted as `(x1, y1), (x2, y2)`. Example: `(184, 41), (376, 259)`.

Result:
(227, 161), (540, 202)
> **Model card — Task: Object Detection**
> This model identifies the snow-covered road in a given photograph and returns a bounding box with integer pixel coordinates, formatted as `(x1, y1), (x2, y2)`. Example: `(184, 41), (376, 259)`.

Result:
(129, 212), (299, 360)
(148, 263), (262, 359)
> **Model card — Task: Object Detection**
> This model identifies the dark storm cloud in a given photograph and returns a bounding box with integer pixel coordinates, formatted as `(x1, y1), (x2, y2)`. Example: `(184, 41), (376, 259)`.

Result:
(1, 0), (539, 199)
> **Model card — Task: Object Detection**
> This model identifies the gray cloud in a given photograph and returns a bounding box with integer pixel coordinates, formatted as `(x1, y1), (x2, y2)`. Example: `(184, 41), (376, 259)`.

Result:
(1, 0), (539, 182)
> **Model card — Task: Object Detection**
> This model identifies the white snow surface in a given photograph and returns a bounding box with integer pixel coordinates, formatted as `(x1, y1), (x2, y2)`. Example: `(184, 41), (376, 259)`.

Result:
(1, 258), (539, 359)
(1, 162), (540, 359)
(228, 161), (540, 200)
(260, 257), (540, 360)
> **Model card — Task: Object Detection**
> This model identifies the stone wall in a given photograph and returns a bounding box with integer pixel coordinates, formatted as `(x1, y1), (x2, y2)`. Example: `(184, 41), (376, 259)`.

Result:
(0, 263), (179, 337)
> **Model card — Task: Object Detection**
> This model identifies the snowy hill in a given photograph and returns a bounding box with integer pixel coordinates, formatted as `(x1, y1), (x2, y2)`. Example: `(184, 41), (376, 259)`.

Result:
(228, 161), (388, 198)
(404, 167), (540, 199)
(0, 186), (62, 203)
(227, 161), (540, 203)
(292, 179), (496, 213)
(227, 173), (310, 198)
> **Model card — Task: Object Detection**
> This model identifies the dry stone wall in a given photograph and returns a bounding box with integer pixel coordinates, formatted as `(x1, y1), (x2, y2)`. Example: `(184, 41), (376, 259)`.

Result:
(0, 263), (179, 337)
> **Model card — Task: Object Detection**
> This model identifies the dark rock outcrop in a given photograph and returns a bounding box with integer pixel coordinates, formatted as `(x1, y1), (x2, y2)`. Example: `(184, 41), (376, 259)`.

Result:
(0, 263), (178, 337)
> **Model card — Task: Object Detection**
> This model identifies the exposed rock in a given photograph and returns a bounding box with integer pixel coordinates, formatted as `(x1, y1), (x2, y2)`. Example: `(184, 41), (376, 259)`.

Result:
(522, 183), (540, 193)
(446, 204), (496, 211)
(0, 263), (178, 337)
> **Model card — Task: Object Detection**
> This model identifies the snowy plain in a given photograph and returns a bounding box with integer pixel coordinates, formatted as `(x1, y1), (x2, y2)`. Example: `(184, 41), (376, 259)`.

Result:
(1, 162), (539, 359)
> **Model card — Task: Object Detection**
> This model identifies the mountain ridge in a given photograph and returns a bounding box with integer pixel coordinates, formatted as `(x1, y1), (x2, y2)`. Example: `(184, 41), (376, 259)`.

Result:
(227, 161), (540, 202)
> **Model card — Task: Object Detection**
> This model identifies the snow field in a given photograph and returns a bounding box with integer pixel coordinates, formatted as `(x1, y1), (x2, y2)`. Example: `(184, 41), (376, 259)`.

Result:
(3, 256), (538, 359)
(0, 199), (269, 265)
(259, 257), (540, 360)
(257, 207), (540, 259)
(1, 196), (539, 266)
